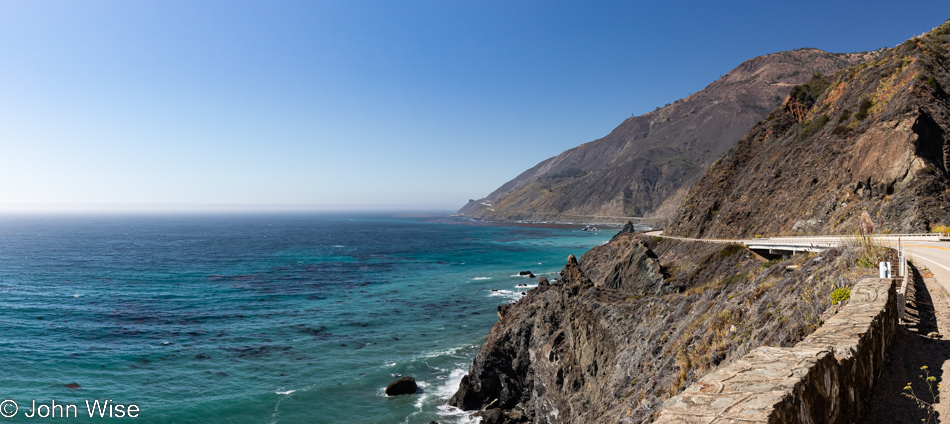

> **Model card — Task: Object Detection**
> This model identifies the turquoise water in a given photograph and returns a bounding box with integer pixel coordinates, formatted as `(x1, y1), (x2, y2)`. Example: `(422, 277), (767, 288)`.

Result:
(0, 213), (612, 423)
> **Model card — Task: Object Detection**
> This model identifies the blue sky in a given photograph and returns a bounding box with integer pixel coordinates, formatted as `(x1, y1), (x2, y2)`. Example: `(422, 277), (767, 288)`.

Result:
(0, 1), (947, 212)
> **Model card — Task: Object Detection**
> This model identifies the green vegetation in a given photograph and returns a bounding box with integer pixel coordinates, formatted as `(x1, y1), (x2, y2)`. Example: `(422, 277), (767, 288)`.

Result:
(762, 258), (784, 269)
(854, 98), (873, 120)
(916, 73), (938, 91)
(550, 168), (587, 179)
(831, 287), (851, 305)
(832, 124), (850, 137)
(718, 244), (744, 258)
(837, 109), (851, 123)
(718, 273), (750, 286)
(856, 254), (877, 269)
(927, 76), (939, 90)
(931, 224), (950, 236)
(799, 114), (829, 139)
(788, 73), (830, 108)
(903, 365), (937, 423)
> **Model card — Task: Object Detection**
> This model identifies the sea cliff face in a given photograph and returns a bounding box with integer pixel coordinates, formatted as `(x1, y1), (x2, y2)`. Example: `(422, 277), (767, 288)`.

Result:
(450, 233), (877, 423)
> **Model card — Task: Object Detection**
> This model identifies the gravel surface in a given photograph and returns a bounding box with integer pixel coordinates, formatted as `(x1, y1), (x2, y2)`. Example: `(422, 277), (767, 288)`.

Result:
(861, 265), (950, 423)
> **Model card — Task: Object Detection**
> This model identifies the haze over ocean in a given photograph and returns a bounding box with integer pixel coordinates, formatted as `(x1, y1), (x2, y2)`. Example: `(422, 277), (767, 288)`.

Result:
(0, 213), (611, 423)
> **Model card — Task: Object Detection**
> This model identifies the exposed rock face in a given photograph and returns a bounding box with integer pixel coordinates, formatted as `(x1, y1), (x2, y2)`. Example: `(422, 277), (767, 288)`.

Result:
(458, 49), (872, 223)
(667, 22), (950, 238)
(450, 234), (874, 423)
(385, 376), (417, 396)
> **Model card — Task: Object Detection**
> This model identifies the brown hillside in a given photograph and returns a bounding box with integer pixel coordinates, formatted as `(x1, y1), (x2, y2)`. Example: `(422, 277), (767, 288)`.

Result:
(667, 20), (950, 238)
(459, 49), (872, 222)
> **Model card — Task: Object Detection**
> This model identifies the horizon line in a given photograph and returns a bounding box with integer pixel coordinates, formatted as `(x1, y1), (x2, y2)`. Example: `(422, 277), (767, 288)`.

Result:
(0, 203), (459, 214)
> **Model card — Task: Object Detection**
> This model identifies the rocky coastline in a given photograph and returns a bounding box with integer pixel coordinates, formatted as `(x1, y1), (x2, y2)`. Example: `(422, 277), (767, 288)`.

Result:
(449, 232), (881, 423)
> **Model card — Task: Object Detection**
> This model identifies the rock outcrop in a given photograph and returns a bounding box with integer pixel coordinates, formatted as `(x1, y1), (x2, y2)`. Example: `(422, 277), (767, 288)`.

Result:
(458, 49), (872, 223)
(667, 20), (950, 238)
(385, 376), (417, 396)
(450, 234), (877, 423)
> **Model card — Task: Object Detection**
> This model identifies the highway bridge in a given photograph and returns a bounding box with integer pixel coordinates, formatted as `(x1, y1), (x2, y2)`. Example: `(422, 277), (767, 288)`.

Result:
(650, 231), (950, 291)
(650, 232), (950, 256)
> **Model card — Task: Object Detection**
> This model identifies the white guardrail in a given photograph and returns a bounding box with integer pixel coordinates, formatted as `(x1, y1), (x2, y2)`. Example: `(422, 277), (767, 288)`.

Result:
(764, 233), (950, 243)
(743, 234), (950, 255)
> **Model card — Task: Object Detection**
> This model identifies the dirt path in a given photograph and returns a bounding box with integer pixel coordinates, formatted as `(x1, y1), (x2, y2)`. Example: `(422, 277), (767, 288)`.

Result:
(861, 264), (950, 423)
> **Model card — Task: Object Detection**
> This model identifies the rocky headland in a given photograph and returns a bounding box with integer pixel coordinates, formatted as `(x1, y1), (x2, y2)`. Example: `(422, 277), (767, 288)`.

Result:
(450, 232), (883, 423)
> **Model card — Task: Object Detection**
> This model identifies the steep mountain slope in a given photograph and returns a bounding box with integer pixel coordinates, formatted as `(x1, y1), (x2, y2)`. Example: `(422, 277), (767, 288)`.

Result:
(459, 49), (872, 222)
(667, 21), (950, 238)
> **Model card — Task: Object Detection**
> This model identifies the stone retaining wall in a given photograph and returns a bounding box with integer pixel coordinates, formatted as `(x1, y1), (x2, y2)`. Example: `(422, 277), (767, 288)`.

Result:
(655, 277), (899, 423)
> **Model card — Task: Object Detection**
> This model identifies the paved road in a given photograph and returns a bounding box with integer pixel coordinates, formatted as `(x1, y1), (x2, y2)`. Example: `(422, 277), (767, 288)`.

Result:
(647, 230), (950, 289)
(891, 241), (950, 293)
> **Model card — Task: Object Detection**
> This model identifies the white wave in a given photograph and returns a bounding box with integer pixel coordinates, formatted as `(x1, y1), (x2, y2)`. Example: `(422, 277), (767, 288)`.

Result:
(437, 403), (482, 423)
(489, 289), (525, 302)
(436, 368), (467, 398)
(413, 389), (427, 409)
(418, 368), (480, 423)
(419, 344), (469, 360)
(275, 389), (295, 395)
(470, 277), (492, 280)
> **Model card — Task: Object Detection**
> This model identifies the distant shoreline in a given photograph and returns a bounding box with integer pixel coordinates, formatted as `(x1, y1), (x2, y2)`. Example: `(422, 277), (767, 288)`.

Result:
(432, 215), (632, 230)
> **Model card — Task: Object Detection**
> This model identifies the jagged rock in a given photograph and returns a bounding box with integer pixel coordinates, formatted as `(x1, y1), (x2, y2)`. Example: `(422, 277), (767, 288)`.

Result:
(385, 376), (417, 396)
(792, 219), (821, 233)
(616, 221), (637, 237)
(580, 235), (668, 295)
(518, 271), (536, 278)
(451, 234), (862, 423)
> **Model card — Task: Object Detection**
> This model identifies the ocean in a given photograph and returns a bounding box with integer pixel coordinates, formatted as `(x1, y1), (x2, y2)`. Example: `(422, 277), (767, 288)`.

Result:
(0, 213), (613, 423)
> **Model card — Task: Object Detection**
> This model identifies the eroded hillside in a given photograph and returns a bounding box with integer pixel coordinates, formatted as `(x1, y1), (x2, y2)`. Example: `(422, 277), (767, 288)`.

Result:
(668, 21), (950, 238)
(459, 49), (872, 223)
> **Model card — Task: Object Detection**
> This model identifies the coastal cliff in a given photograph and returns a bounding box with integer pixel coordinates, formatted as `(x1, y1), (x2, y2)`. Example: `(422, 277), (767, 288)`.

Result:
(451, 19), (950, 424)
(667, 21), (950, 238)
(458, 49), (872, 223)
(450, 233), (878, 423)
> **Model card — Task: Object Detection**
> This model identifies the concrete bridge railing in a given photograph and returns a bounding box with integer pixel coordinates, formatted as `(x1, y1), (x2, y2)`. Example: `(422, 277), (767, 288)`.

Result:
(744, 234), (949, 256)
